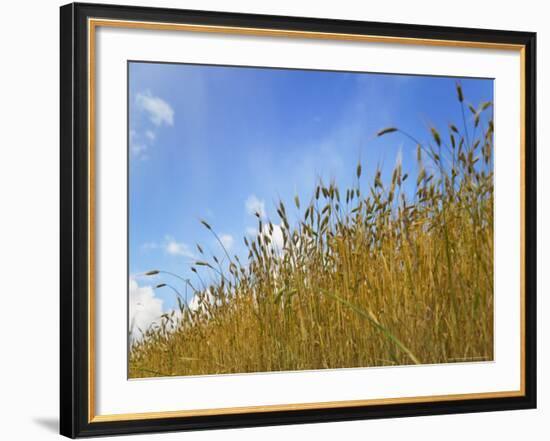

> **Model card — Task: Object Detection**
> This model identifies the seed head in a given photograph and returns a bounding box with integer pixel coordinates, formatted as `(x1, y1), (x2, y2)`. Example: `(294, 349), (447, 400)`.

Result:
(144, 270), (159, 276)
(200, 219), (212, 230)
(430, 127), (441, 147)
(377, 127), (398, 137)
(480, 101), (492, 111)
(456, 82), (464, 102)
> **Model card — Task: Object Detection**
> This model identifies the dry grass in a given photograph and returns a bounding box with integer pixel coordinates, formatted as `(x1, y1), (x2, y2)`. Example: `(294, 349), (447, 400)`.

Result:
(129, 84), (494, 378)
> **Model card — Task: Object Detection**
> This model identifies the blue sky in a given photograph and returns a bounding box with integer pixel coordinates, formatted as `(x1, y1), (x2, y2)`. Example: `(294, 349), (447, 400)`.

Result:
(128, 61), (493, 314)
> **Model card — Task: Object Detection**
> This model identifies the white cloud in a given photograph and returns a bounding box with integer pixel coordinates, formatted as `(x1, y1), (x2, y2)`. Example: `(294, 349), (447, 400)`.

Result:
(140, 236), (195, 259)
(136, 91), (174, 126)
(219, 234), (234, 251)
(141, 241), (158, 251)
(164, 236), (194, 258)
(129, 279), (163, 341)
(246, 223), (284, 252)
(130, 92), (173, 160)
(130, 142), (147, 157)
(130, 129), (148, 158)
(129, 279), (186, 342)
(267, 224), (284, 251)
(245, 194), (266, 218)
(188, 289), (218, 314)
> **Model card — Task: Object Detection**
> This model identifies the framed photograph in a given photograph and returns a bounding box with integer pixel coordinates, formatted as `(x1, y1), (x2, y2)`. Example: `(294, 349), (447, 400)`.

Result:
(60, 2), (537, 438)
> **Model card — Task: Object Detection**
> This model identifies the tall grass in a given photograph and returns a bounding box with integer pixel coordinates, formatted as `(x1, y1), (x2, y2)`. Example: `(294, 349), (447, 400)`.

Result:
(129, 84), (494, 378)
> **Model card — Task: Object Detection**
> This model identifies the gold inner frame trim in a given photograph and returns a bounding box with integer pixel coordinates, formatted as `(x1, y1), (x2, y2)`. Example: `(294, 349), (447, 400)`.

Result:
(87, 17), (527, 423)
(91, 390), (524, 423)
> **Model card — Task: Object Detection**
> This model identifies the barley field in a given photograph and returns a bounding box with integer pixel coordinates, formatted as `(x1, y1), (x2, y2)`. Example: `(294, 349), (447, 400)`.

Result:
(129, 84), (494, 378)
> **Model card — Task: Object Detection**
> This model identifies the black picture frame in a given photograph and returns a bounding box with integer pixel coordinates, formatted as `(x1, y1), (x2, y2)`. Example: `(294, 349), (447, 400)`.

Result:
(60, 2), (537, 438)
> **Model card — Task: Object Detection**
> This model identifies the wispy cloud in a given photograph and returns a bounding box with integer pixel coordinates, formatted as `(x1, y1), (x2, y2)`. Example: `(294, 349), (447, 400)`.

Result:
(141, 236), (195, 259)
(131, 91), (174, 159)
(219, 234), (234, 251)
(245, 194), (266, 218)
(130, 129), (148, 159)
(140, 241), (159, 251)
(164, 235), (195, 258)
(136, 90), (174, 126)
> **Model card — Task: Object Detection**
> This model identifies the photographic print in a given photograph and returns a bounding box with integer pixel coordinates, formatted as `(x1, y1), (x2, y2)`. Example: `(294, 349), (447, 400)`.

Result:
(61, 4), (535, 436)
(128, 63), (494, 378)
